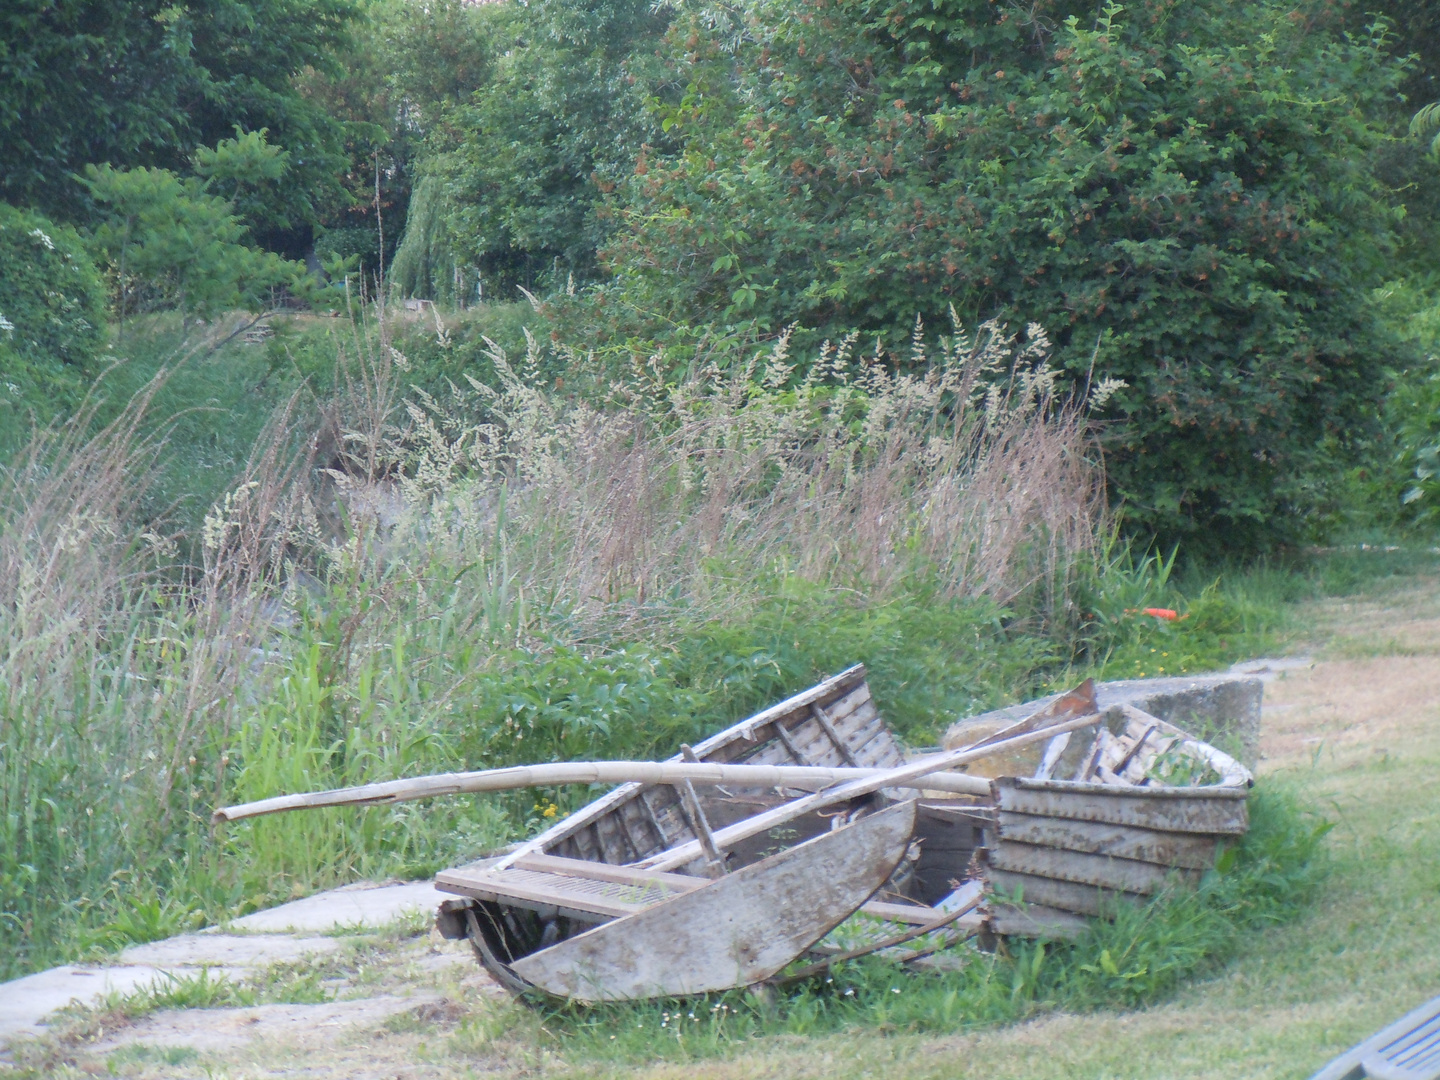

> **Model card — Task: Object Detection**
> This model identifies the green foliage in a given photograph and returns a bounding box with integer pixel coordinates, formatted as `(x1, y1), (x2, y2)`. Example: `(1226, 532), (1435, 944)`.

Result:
(0, 203), (107, 430)
(83, 132), (307, 318)
(1395, 358), (1440, 524)
(1071, 540), (1279, 682)
(431, 0), (674, 295)
(389, 175), (473, 305)
(0, 0), (362, 232)
(596, 0), (1403, 549)
(299, 0), (505, 278)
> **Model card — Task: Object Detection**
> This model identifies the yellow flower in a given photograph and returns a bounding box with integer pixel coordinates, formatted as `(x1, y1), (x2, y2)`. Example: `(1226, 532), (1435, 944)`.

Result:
(543, 803), (558, 818)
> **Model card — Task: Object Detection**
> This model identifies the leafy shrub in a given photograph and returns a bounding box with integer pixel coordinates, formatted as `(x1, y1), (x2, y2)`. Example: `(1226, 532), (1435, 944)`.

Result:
(1392, 357), (1440, 527)
(0, 202), (107, 425)
(596, 0), (1403, 550)
(83, 131), (310, 320)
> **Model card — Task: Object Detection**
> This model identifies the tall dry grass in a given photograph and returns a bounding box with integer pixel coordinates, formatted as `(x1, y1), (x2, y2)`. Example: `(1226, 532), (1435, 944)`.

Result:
(0, 311), (1114, 979)
(380, 317), (1110, 633)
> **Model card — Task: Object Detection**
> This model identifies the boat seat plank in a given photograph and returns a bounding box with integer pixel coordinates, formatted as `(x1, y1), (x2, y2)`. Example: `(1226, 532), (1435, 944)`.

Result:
(511, 854), (706, 892)
(436, 864), (694, 919)
(442, 851), (948, 931)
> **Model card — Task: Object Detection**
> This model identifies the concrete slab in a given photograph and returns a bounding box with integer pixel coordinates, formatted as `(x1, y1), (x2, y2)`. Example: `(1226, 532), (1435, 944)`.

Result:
(121, 934), (341, 969)
(85, 994), (442, 1056)
(226, 881), (441, 934)
(1230, 656), (1316, 682)
(0, 965), (222, 1042)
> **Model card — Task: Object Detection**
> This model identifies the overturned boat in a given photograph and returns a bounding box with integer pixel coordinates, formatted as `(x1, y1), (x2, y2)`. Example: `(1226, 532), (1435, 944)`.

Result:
(214, 664), (1254, 1002)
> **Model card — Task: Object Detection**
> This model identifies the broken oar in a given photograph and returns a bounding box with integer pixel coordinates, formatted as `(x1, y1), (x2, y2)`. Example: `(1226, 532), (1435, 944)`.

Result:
(211, 760), (993, 823)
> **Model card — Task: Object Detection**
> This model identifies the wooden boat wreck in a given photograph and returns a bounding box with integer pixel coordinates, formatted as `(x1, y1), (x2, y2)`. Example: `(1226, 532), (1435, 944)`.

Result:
(213, 663), (1254, 1003)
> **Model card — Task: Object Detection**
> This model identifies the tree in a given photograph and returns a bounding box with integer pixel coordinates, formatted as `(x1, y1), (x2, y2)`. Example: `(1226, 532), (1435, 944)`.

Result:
(0, 0), (361, 237)
(0, 203), (107, 428)
(598, 0), (1405, 548)
(83, 131), (306, 320)
(428, 0), (676, 297)
(300, 0), (502, 281)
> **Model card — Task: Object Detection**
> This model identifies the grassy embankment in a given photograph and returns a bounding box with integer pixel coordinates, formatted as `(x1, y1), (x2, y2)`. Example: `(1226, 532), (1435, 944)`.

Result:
(13, 553), (1439, 1080)
(0, 309), (1413, 998)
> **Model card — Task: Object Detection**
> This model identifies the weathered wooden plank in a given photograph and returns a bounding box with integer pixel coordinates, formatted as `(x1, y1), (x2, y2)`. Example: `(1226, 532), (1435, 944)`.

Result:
(1309, 994), (1440, 1080)
(987, 839), (1202, 895)
(436, 866), (668, 920)
(510, 854), (706, 893)
(823, 682), (872, 726)
(987, 902), (1091, 940)
(983, 868), (1144, 918)
(507, 800), (918, 1001)
(858, 899), (945, 925)
(994, 777), (1250, 835)
(846, 702), (908, 769)
(994, 812), (1222, 871)
(771, 718), (811, 764)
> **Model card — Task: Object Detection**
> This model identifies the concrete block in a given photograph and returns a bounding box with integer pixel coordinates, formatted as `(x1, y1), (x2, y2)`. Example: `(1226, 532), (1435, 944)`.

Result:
(120, 934), (340, 969)
(226, 881), (442, 934)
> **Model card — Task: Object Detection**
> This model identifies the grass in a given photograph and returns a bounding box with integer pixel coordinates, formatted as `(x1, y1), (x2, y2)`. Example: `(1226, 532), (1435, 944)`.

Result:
(0, 308), (1427, 1007)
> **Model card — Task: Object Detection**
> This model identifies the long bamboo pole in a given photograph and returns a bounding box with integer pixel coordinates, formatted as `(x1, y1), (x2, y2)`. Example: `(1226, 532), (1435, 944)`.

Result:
(635, 699), (1101, 872)
(211, 761), (995, 823)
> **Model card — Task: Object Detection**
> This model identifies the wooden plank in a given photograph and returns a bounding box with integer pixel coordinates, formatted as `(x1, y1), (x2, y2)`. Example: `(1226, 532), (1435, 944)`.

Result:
(436, 867), (655, 920)
(507, 800), (918, 1001)
(995, 812), (1221, 871)
(858, 899), (946, 925)
(1310, 992), (1440, 1080)
(812, 702), (860, 766)
(847, 702), (908, 769)
(983, 868), (1145, 918)
(987, 839), (1202, 895)
(511, 854), (706, 893)
(772, 718), (810, 764)
(994, 777), (1250, 835)
(822, 682), (872, 727)
(635, 789), (675, 849)
(987, 902), (1091, 939)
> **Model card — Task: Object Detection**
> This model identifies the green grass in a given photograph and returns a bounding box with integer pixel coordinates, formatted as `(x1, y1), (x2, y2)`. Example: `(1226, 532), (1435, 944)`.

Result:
(0, 312), (1428, 992)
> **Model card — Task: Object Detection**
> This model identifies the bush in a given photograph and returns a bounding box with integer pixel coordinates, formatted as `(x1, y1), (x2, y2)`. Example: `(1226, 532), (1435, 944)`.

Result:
(597, 0), (1404, 551)
(0, 203), (107, 424)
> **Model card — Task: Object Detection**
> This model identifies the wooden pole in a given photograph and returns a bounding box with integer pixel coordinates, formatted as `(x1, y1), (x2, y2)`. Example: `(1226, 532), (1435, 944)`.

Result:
(634, 683), (1101, 873)
(638, 712), (1100, 872)
(212, 760), (994, 823)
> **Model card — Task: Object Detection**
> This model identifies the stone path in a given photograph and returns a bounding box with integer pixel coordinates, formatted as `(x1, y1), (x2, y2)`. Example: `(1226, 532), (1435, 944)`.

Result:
(0, 880), (446, 1047)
